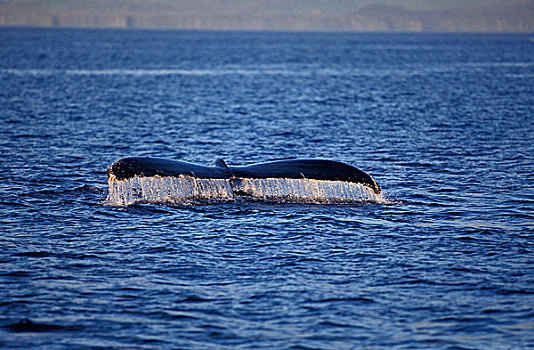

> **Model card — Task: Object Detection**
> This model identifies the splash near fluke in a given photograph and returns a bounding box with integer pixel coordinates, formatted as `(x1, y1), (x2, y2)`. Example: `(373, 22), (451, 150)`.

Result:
(106, 157), (384, 205)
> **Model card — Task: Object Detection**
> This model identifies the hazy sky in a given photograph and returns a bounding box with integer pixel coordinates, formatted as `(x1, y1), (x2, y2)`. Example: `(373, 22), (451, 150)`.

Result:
(1, 0), (533, 32)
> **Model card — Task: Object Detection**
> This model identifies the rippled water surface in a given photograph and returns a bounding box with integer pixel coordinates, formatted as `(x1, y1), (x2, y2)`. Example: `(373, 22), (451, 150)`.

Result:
(1, 28), (534, 349)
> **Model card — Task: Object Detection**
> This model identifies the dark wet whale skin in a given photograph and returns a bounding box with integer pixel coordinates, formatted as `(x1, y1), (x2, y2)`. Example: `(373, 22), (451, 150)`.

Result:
(107, 157), (381, 194)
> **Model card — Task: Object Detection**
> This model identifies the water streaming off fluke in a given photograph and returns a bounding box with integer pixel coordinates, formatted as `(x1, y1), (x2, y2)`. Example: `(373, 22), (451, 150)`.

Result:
(106, 176), (387, 206)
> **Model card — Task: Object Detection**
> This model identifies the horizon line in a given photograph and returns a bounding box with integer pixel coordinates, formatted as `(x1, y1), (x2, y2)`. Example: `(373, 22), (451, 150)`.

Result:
(2, 25), (533, 35)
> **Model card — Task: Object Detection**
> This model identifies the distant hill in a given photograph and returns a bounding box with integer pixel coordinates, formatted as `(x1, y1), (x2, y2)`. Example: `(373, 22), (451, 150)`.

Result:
(1, 0), (533, 32)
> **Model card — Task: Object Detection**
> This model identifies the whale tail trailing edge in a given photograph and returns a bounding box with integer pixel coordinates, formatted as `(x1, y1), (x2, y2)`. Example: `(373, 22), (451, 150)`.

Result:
(106, 157), (383, 205)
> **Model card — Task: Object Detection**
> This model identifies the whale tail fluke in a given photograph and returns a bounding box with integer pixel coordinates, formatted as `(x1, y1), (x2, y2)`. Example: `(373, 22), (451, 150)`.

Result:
(106, 157), (384, 205)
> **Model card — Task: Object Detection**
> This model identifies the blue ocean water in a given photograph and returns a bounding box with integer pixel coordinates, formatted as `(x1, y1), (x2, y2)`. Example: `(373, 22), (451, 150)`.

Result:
(1, 28), (534, 349)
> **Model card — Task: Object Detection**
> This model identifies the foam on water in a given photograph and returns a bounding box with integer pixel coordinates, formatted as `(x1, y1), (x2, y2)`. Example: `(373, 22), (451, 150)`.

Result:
(106, 176), (388, 206)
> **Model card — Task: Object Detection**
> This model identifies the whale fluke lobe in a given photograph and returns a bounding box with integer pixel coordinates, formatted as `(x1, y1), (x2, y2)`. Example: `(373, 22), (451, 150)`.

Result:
(106, 157), (382, 205)
(107, 157), (231, 182)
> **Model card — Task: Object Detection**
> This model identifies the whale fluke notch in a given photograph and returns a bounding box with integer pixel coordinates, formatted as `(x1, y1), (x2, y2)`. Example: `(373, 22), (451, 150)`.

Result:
(210, 158), (228, 168)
